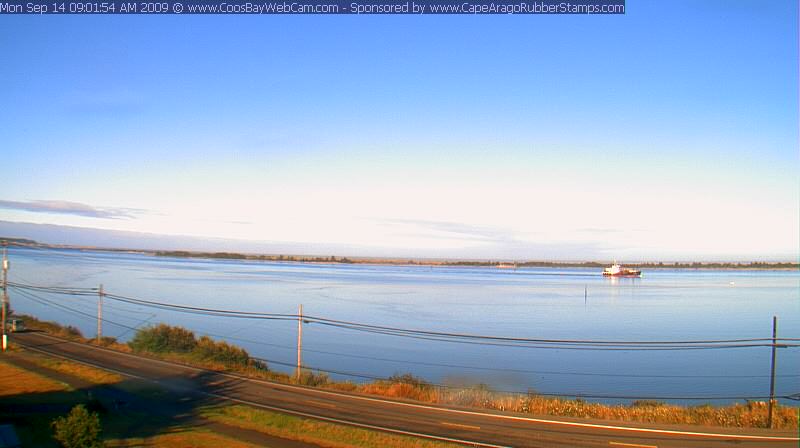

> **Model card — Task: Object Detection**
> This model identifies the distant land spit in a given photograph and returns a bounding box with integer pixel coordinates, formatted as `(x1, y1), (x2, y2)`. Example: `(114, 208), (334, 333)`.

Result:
(2, 237), (797, 270)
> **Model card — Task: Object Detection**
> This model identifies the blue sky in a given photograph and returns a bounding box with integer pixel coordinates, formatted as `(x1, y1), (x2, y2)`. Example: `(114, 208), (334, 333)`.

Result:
(0, 1), (797, 260)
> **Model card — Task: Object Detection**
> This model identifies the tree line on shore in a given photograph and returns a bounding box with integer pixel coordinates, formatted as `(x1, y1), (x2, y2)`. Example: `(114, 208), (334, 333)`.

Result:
(153, 250), (798, 269)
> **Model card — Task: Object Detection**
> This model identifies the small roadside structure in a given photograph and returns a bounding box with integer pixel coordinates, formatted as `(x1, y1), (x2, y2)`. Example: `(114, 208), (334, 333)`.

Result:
(6, 319), (24, 332)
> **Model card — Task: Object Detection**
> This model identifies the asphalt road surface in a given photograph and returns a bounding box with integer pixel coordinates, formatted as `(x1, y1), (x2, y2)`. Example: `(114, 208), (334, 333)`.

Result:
(11, 331), (799, 448)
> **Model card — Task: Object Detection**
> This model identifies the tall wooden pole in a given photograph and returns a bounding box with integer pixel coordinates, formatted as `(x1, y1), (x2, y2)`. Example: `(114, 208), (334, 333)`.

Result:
(1, 245), (8, 351)
(296, 304), (303, 380)
(767, 315), (777, 428)
(97, 284), (104, 342)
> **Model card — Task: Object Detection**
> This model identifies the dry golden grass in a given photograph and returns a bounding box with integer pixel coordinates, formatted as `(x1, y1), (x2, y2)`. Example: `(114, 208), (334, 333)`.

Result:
(201, 405), (462, 448)
(349, 384), (799, 430)
(359, 381), (441, 402)
(25, 354), (124, 385)
(511, 396), (798, 429)
(106, 429), (265, 448)
(340, 379), (799, 430)
(0, 360), (68, 396)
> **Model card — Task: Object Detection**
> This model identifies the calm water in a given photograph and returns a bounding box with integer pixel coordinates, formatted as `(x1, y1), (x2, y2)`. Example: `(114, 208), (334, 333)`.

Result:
(7, 247), (800, 404)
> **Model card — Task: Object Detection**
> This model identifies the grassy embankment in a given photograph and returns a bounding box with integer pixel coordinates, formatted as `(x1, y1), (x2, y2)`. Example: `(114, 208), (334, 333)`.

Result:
(1, 345), (461, 447)
(0, 356), (263, 447)
(17, 315), (800, 430)
(199, 404), (459, 448)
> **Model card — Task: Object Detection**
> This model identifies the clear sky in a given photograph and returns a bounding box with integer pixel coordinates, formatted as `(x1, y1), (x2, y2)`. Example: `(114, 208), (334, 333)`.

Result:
(0, 1), (797, 261)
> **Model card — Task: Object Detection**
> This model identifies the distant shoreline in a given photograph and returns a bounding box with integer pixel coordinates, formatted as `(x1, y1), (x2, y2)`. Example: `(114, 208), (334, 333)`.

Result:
(3, 237), (797, 270)
(150, 252), (800, 270)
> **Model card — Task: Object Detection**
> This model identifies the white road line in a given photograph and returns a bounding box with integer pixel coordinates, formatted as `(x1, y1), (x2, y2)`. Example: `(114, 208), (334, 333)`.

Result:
(609, 442), (658, 448)
(441, 422), (482, 430)
(200, 392), (510, 448)
(304, 399), (337, 409)
(21, 333), (800, 443)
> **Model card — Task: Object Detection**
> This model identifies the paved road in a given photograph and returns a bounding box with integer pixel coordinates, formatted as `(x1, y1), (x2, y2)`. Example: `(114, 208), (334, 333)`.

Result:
(12, 332), (799, 448)
(4, 351), (322, 448)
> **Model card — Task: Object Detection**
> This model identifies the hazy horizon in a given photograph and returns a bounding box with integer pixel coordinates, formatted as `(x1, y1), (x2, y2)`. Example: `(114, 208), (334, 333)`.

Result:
(1, 219), (796, 263)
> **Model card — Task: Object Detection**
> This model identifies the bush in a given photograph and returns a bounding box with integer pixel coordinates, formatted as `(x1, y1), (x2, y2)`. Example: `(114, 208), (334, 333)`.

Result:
(296, 370), (330, 387)
(63, 326), (83, 338)
(52, 404), (102, 448)
(388, 373), (429, 389)
(128, 324), (197, 353)
(193, 335), (250, 365)
(127, 324), (262, 372)
(94, 336), (117, 347)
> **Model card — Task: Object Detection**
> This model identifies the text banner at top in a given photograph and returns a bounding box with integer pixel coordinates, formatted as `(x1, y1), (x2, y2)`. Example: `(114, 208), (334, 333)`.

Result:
(0, 0), (625, 14)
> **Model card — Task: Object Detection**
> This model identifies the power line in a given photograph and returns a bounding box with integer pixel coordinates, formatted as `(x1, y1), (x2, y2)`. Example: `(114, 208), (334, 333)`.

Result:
(9, 282), (800, 350)
(13, 283), (800, 401)
(104, 292), (298, 321)
(8, 281), (97, 296)
(14, 283), (156, 318)
(13, 287), (104, 324)
(11, 286), (141, 333)
(195, 331), (800, 379)
(32, 284), (800, 345)
(306, 320), (799, 350)
(83, 296), (800, 349)
(15, 288), (775, 378)
(303, 314), (800, 345)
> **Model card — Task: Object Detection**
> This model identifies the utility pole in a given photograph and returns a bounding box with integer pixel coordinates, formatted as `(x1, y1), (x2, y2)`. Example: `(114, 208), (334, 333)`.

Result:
(296, 304), (303, 380)
(2, 243), (8, 352)
(96, 284), (104, 342)
(767, 315), (777, 429)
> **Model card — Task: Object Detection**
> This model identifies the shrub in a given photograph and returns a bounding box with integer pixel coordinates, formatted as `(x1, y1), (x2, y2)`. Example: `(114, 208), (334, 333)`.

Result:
(51, 325), (84, 340)
(250, 359), (269, 371)
(193, 335), (250, 365)
(388, 373), (429, 389)
(52, 404), (102, 448)
(128, 324), (197, 353)
(296, 370), (330, 387)
(94, 336), (117, 347)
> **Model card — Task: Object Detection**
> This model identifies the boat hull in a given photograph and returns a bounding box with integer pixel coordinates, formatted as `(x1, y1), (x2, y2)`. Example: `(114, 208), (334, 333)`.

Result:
(603, 270), (641, 277)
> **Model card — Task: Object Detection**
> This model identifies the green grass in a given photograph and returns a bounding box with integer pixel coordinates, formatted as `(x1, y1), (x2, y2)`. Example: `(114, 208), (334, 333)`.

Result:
(106, 428), (267, 448)
(0, 359), (70, 396)
(23, 352), (124, 385)
(0, 359), (253, 447)
(0, 351), (464, 448)
(200, 404), (463, 448)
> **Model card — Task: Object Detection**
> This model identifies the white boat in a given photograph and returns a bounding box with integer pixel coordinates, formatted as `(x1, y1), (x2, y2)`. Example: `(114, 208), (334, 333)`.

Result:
(602, 263), (641, 277)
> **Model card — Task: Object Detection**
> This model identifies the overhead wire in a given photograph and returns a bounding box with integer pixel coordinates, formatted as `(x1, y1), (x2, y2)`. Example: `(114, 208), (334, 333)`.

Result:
(10, 286), (793, 400)
(9, 282), (800, 350)
(192, 331), (800, 379)
(10, 286), (139, 332)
